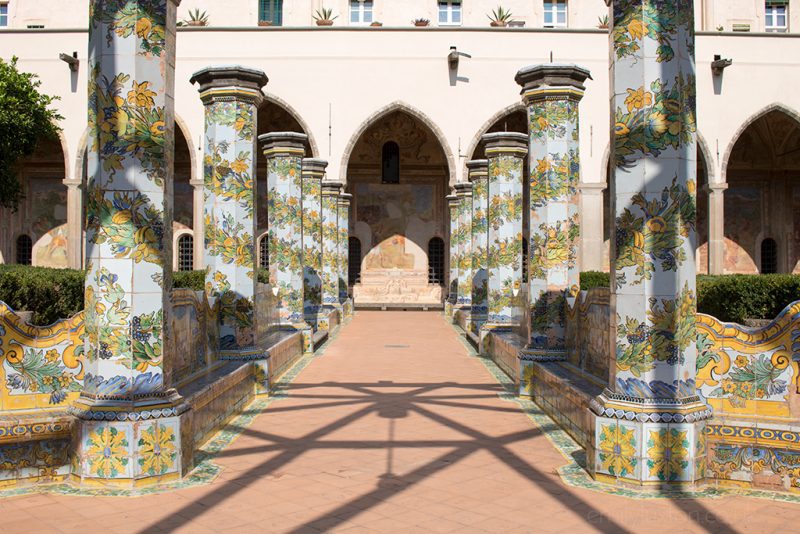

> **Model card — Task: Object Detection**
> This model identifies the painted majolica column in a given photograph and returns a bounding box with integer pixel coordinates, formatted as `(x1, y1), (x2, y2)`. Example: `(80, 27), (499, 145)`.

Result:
(76, 0), (187, 485)
(259, 132), (312, 351)
(321, 180), (342, 315)
(590, 0), (710, 486)
(515, 64), (590, 360)
(467, 160), (489, 333)
(191, 66), (267, 358)
(445, 194), (459, 318)
(337, 192), (353, 318)
(301, 159), (327, 328)
(481, 132), (527, 337)
(455, 182), (473, 313)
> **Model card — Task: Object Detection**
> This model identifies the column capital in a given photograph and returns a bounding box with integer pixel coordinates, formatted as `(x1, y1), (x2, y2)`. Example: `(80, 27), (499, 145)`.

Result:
(337, 192), (352, 206)
(481, 132), (528, 156)
(446, 194), (459, 207)
(466, 159), (489, 182)
(578, 181), (606, 194)
(707, 182), (729, 193)
(190, 65), (268, 105)
(302, 158), (329, 178)
(259, 131), (308, 157)
(515, 64), (591, 104)
(321, 179), (344, 195)
(454, 182), (473, 196)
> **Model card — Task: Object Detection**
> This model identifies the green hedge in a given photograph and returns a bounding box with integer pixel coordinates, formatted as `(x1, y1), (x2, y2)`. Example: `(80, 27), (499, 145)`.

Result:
(580, 271), (800, 323)
(0, 265), (86, 326)
(3, 266), (798, 326)
(0, 267), (274, 326)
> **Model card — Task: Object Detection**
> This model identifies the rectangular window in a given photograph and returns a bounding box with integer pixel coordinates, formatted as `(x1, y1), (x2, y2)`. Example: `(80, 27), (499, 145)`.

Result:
(349, 1), (373, 25)
(259, 0), (283, 26)
(543, 0), (567, 28)
(0, 4), (8, 28)
(438, 1), (462, 26)
(765, 2), (788, 33)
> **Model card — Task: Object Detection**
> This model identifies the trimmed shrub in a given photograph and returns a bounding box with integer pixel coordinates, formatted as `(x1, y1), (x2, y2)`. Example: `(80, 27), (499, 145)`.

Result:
(0, 264), (85, 326)
(579, 271), (800, 323)
(696, 274), (800, 324)
(172, 270), (205, 291)
(580, 271), (610, 291)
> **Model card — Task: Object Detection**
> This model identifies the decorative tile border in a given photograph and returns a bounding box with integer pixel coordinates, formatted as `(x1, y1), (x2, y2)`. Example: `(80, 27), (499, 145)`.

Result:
(0, 326), (337, 499)
(448, 320), (800, 503)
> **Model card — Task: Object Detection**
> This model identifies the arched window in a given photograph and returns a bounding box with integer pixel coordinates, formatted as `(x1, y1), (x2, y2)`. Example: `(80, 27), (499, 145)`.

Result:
(177, 234), (194, 271)
(382, 141), (400, 184)
(259, 234), (269, 270)
(348, 237), (362, 284)
(428, 237), (445, 284)
(522, 237), (529, 283)
(259, 0), (283, 25)
(761, 238), (778, 274)
(16, 234), (32, 265)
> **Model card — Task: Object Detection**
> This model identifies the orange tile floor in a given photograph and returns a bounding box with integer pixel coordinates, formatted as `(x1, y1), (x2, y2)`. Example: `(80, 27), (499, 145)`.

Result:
(3, 311), (800, 533)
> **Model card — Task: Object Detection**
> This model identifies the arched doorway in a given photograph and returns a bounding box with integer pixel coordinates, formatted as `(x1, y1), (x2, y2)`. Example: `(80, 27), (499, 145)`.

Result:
(344, 106), (450, 307)
(0, 134), (68, 267)
(723, 107), (800, 273)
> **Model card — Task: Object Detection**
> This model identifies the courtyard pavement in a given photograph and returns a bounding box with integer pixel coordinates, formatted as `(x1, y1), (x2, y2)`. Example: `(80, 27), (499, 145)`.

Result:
(3, 311), (800, 533)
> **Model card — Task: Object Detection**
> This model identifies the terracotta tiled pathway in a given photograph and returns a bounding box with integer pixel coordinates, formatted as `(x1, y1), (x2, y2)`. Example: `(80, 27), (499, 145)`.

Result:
(4, 311), (800, 533)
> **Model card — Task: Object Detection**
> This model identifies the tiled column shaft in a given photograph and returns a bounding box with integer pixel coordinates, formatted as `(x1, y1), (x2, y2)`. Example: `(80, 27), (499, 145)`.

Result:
(591, 0), (709, 486)
(468, 160), (489, 332)
(302, 159), (327, 327)
(455, 182), (473, 308)
(321, 181), (342, 310)
(191, 66), (267, 358)
(516, 64), (590, 358)
(482, 132), (527, 329)
(446, 194), (459, 317)
(77, 0), (186, 485)
(337, 192), (353, 317)
(259, 132), (307, 329)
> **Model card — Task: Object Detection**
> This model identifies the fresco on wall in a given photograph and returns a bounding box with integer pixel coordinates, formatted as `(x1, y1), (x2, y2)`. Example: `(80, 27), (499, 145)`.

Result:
(356, 183), (433, 272)
(33, 224), (69, 269)
(724, 185), (760, 273)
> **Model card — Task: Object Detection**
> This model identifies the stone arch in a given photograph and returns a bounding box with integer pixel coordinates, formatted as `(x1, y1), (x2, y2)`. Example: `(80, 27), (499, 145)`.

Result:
(73, 128), (90, 185)
(174, 112), (198, 183)
(339, 101), (456, 186)
(721, 102), (800, 184)
(463, 102), (526, 172)
(262, 93), (319, 158)
(720, 104), (800, 273)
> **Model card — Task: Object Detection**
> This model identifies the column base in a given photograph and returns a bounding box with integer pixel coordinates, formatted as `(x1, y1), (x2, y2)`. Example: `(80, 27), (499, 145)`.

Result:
(70, 391), (193, 487)
(589, 389), (711, 486)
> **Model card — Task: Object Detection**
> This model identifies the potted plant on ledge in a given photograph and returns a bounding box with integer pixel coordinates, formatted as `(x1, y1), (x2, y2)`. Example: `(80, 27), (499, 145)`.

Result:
(184, 8), (209, 27)
(488, 6), (513, 27)
(597, 14), (609, 29)
(314, 7), (338, 26)
(413, 18), (430, 27)
(370, 21), (383, 27)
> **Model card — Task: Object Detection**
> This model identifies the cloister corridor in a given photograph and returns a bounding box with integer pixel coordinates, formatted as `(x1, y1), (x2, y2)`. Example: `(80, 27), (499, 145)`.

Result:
(3, 311), (800, 533)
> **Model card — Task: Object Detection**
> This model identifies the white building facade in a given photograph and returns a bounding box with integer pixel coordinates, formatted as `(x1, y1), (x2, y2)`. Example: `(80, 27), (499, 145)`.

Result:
(1, 0), (799, 277)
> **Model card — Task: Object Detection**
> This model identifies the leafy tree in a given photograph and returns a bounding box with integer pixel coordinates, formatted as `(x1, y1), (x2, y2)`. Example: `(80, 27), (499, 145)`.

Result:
(0, 56), (63, 209)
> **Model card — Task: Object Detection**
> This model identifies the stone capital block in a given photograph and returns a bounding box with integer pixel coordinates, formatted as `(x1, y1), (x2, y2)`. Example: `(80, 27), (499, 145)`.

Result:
(515, 63), (591, 103)
(481, 132), (528, 155)
(190, 65), (268, 105)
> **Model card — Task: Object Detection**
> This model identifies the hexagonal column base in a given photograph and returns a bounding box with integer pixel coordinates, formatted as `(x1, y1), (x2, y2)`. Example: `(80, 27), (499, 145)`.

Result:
(71, 393), (192, 486)
(589, 391), (711, 486)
